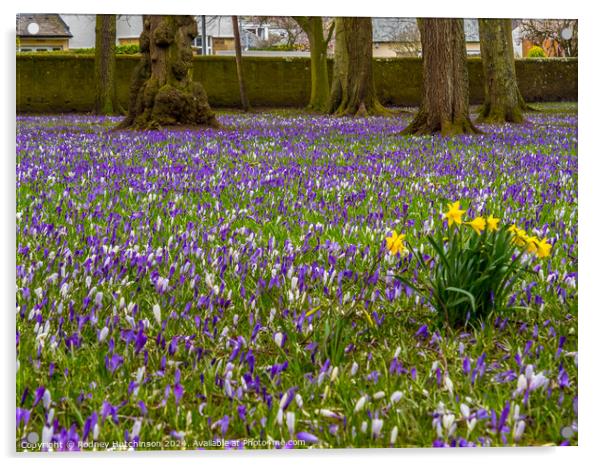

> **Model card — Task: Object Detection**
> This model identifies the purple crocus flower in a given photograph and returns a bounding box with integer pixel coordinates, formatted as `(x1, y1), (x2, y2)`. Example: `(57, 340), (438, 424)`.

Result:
(16, 407), (30, 427)
(105, 353), (124, 373)
(296, 431), (319, 443)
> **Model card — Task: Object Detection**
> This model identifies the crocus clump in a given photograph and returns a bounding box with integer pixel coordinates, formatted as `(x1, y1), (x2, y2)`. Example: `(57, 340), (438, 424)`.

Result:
(16, 107), (577, 450)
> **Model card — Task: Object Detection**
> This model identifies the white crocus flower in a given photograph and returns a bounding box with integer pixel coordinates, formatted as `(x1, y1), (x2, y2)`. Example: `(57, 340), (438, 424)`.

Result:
(354, 395), (367, 413)
(460, 403), (471, 419)
(286, 411), (296, 436)
(152, 304), (162, 325)
(390, 391), (403, 404)
(98, 326), (109, 343)
(513, 420), (526, 442)
(371, 418), (384, 438)
(390, 426), (399, 445)
(42, 425), (54, 445)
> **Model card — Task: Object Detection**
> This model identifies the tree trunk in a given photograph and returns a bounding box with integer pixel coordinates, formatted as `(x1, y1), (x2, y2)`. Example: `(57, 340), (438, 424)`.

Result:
(232, 16), (250, 111)
(328, 17), (387, 117)
(328, 18), (347, 114)
(294, 17), (333, 113)
(478, 19), (525, 123)
(403, 18), (478, 136)
(94, 15), (118, 115)
(117, 15), (217, 130)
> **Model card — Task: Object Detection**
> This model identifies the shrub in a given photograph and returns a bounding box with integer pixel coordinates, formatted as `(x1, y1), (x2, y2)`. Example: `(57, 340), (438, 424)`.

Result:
(251, 44), (302, 52)
(70, 48), (95, 54)
(116, 44), (140, 55)
(390, 201), (552, 329)
(527, 46), (546, 58)
(51, 45), (140, 55)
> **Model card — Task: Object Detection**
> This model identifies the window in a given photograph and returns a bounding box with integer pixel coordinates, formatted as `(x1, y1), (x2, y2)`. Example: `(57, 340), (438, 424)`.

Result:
(17, 45), (63, 52)
(193, 36), (212, 55)
(243, 26), (268, 40)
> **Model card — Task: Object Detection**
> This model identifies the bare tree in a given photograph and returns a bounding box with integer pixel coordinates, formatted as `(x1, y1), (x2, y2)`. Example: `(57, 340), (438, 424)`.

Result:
(386, 18), (422, 57)
(520, 19), (578, 57)
(252, 16), (306, 49)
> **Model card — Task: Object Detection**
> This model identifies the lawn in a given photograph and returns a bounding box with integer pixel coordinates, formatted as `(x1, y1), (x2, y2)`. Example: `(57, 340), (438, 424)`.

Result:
(16, 105), (578, 450)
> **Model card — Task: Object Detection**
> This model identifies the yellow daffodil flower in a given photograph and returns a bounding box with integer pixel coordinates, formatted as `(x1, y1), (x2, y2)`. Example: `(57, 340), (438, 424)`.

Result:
(525, 236), (539, 254)
(512, 228), (529, 247)
(444, 201), (465, 227)
(535, 237), (552, 258)
(486, 214), (500, 232)
(466, 217), (486, 235)
(386, 231), (406, 255)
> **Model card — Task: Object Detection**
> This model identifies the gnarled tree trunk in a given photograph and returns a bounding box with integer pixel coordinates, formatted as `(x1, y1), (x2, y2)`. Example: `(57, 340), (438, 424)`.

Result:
(403, 18), (478, 136)
(94, 15), (118, 115)
(478, 19), (526, 123)
(328, 17), (387, 117)
(293, 17), (334, 113)
(117, 15), (217, 130)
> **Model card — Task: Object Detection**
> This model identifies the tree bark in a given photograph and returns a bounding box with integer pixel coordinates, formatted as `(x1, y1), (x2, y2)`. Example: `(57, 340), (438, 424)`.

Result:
(94, 15), (118, 115)
(232, 16), (250, 111)
(328, 17), (387, 117)
(293, 17), (333, 113)
(478, 19), (525, 123)
(117, 15), (217, 130)
(403, 18), (478, 136)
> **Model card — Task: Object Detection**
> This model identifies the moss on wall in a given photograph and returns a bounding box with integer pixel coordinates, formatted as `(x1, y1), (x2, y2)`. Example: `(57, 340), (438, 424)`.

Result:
(17, 54), (577, 113)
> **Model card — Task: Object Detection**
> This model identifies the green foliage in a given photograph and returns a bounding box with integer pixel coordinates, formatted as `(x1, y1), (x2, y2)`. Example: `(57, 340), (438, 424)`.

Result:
(116, 44), (140, 54)
(251, 44), (301, 51)
(70, 47), (95, 54)
(397, 219), (531, 329)
(527, 46), (546, 58)
(44, 45), (140, 55)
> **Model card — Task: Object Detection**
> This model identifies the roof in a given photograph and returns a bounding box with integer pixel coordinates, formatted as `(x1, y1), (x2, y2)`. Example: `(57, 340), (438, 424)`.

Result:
(463, 19), (480, 42)
(372, 18), (419, 43)
(17, 13), (72, 38)
(203, 16), (261, 47)
(372, 17), (481, 43)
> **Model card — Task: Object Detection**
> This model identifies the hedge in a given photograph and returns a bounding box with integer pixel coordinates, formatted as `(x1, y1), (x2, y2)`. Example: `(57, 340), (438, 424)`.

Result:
(16, 54), (577, 113)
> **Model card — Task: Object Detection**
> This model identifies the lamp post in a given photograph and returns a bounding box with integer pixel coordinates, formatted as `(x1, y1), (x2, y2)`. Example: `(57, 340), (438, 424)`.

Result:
(201, 15), (207, 55)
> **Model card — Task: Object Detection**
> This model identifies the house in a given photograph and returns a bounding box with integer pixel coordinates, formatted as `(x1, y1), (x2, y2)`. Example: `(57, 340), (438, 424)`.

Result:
(57, 15), (266, 55)
(371, 18), (482, 57)
(463, 19), (481, 56)
(194, 16), (264, 55)
(16, 14), (72, 51)
(59, 14), (143, 49)
(372, 18), (420, 57)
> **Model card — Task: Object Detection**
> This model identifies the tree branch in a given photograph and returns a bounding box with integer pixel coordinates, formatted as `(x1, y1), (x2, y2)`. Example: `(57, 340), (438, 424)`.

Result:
(325, 19), (335, 45)
(292, 16), (311, 34)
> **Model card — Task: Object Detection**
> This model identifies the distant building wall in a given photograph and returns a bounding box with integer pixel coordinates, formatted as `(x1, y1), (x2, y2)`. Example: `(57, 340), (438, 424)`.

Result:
(466, 42), (481, 56)
(118, 37), (139, 46)
(372, 43), (400, 58)
(17, 38), (69, 51)
(212, 37), (236, 54)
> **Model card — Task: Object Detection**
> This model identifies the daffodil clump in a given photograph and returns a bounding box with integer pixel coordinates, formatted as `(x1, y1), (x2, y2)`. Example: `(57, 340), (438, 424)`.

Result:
(394, 201), (553, 329)
(508, 224), (552, 259)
